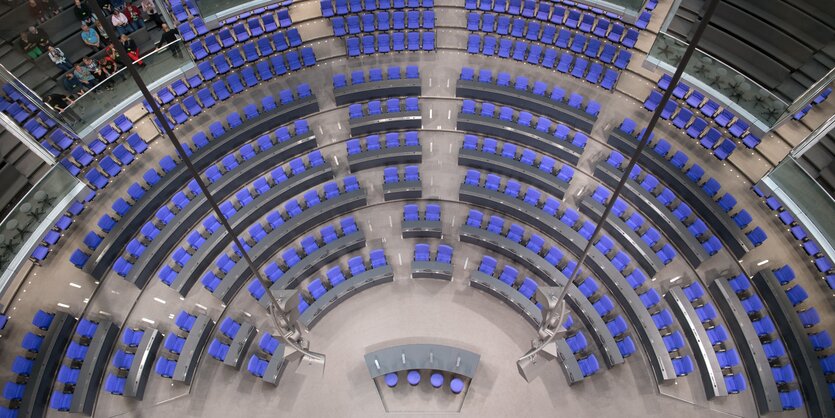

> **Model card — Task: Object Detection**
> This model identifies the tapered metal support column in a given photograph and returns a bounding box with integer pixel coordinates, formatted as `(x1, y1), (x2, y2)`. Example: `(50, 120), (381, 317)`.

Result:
(517, 0), (721, 380)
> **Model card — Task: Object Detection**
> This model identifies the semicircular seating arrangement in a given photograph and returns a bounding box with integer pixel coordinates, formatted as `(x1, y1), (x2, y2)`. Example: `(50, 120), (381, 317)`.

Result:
(2, 0), (835, 416)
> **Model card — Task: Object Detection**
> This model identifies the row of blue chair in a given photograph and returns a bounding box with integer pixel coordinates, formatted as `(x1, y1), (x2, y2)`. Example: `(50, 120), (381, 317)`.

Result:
(793, 87), (832, 121)
(466, 171), (644, 276)
(384, 370), (466, 393)
(334, 66), (418, 88)
(723, 275), (809, 410)
(347, 131), (419, 155)
(347, 31), (435, 55)
(322, 0), (433, 16)
(604, 150), (727, 256)
(157, 150), (325, 286)
(188, 28), (304, 63)
(478, 257), (539, 300)
(590, 185), (677, 265)
(71, 84), (312, 271)
(299, 250), (388, 312)
(403, 203), (440, 222)
(247, 332), (286, 379)
(644, 91), (740, 158)
(465, 0), (651, 30)
(168, 0), (199, 22)
(656, 75), (760, 149)
(462, 135), (575, 184)
(461, 99), (592, 147)
(2, 311), (58, 414)
(207, 317), (247, 362)
(383, 165), (419, 183)
(185, 9), (292, 44)
(191, 47), (314, 87)
(31, 196), (93, 264)
(333, 10), (434, 35)
(247, 216), (362, 300)
(119, 120), (308, 274)
(466, 34), (626, 89)
(467, 12), (637, 51)
(615, 121), (768, 246)
(414, 243), (453, 264)
(103, 327), (148, 396)
(349, 97), (419, 118)
(460, 68), (602, 117)
(753, 187), (834, 279)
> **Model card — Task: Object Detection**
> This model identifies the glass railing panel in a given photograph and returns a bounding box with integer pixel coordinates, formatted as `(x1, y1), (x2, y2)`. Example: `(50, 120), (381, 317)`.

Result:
(65, 39), (194, 139)
(574, 0), (644, 23)
(0, 165), (86, 305)
(195, 0), (281, 27)
(645, 32), (790, 133)
(762, 158), (835, 264)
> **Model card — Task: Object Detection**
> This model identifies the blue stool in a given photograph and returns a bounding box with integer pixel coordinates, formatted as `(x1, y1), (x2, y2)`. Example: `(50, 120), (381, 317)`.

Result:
(450, 377), (464, 394)
(430, 372), (444, 388)
(385, 373), (398, 388)
(407, 370), (421, 386)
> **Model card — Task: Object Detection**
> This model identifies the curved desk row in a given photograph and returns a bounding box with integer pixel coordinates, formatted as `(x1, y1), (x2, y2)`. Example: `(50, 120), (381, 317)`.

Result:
(257, 232), (367, 308)
(469, 271), (541, 327)
(126, 133), (318, 288)
(349, 112), (422, 136)
(555, 338), (585, 385)
(402, 219), (442, 238)
(708, 278), (782, 413)
(347, 146), (423, 172)
(70, 320), (119, 415)
(594, 161), (709, 267)
(456, 80), (597, 133)
(458, 147), (569, 199)
(607, 130), (753, 258)
(364, 344), (480, 379)
(752, 270), (835, 418)
(123, 329), (162, 399)
(459, 185), (673, 381)
(335, 78), (422, 106)
(87, 95), (321, 279)
(579, 197), (665, 277)
(457, 113), (583, 165)
(412, 261), (453, 280)
(298, 265), (394, 329)
(173, 314), (215, 384)
(216, 189), (368, 304)
(222, 322), (256, 369)
(458, 225), (625, 369)
(171, 164), (335, 296)
(19, 312), (76, 418)
(664, 287), (727, 399)
(383, 180), (422, 201)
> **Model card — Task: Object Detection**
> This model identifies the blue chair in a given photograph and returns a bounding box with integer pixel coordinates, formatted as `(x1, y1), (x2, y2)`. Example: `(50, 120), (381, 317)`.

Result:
(672, 356), (693, 376)
(578, 354), (599, 377)
(155, 357), (177, 378)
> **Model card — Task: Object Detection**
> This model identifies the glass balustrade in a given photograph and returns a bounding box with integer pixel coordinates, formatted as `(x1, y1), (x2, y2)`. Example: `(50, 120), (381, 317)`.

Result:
(64, 39), (194, 139)
(646, 32), (790, 133)
(0, 165), (85, 298)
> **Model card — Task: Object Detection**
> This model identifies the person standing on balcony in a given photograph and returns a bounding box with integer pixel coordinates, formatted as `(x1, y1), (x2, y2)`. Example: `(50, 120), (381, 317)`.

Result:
(156, 23), (182, 58)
